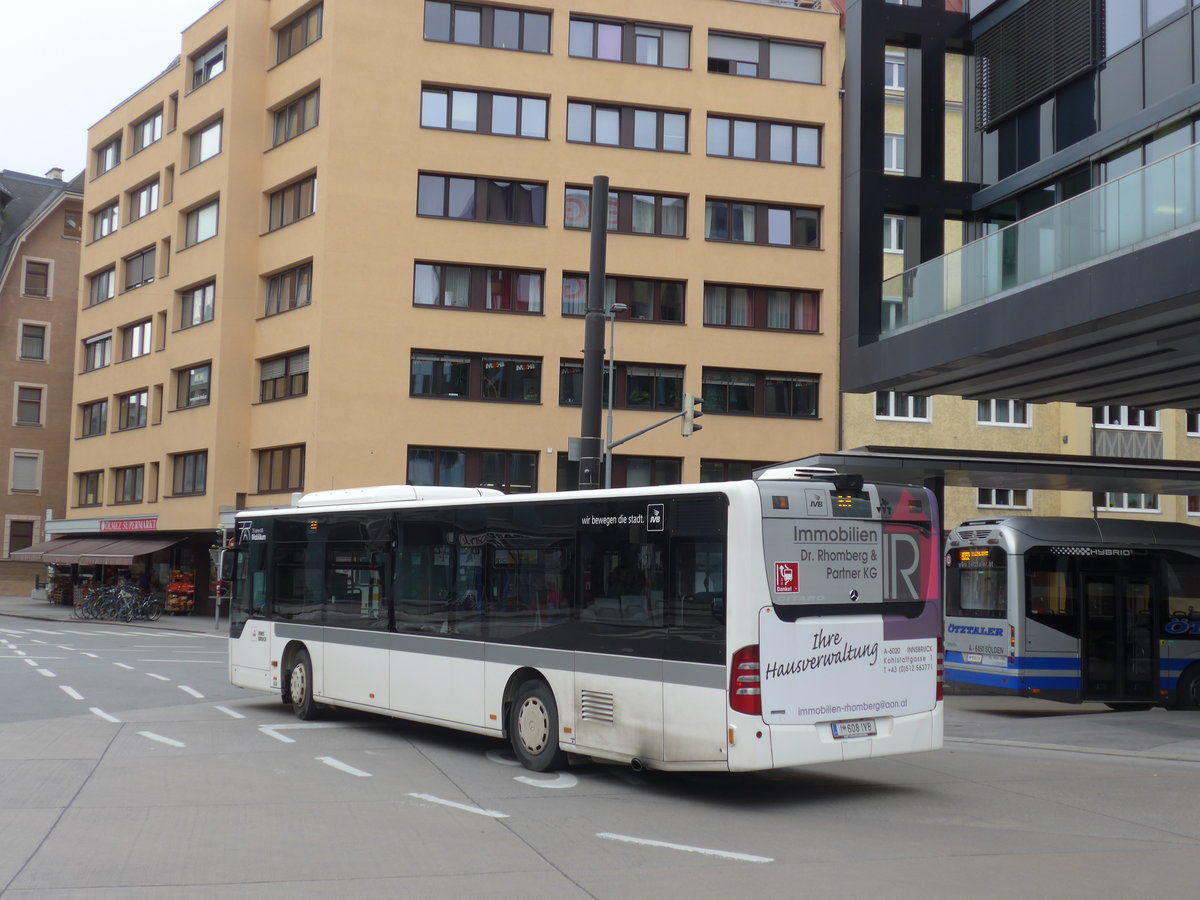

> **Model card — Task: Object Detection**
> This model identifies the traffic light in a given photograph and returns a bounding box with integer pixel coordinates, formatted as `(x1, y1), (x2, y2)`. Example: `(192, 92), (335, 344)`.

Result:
(681, 392), (703, 436)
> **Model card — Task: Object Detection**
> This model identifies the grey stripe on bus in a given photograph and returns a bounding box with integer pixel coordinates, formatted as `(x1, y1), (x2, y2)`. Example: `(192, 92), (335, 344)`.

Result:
(272, 622), (724, 689)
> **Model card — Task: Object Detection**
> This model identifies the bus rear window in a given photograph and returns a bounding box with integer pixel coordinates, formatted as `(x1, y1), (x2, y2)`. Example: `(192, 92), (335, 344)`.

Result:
(946, 547), (1007, 618)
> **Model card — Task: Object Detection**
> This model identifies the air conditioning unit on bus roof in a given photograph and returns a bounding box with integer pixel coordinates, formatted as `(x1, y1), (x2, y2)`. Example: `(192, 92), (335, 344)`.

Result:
(295, 485), (503, 507)
(755, 465), (839, 481)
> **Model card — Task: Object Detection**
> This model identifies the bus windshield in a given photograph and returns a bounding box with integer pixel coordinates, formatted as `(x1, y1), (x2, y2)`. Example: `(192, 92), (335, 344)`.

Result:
(946, 547), (1008, 618)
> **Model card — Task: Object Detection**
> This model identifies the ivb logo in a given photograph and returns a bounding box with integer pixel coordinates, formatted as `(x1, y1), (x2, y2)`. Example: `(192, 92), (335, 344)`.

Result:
(775, 562), (799, 593)
(646, 503), (665, 532)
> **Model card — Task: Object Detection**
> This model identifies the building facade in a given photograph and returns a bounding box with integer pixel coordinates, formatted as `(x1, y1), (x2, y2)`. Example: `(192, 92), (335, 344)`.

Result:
(0, 169), (82, 593)
(58, 0), (844, 607)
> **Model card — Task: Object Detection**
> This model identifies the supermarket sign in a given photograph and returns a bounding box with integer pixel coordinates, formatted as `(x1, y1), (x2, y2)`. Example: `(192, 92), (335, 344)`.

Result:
(100, 517), (158, 532)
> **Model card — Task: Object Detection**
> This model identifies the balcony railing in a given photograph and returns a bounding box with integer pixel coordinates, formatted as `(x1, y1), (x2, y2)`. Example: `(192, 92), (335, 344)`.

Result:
(881, 140), (1200, 335)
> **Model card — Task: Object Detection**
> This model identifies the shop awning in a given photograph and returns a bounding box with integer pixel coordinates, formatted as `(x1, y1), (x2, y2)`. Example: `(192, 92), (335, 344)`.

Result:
(9, 536), (180, 565)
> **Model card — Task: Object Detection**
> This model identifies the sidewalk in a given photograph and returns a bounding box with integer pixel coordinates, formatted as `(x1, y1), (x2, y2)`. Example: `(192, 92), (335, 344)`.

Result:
(0, 593), (227, 635)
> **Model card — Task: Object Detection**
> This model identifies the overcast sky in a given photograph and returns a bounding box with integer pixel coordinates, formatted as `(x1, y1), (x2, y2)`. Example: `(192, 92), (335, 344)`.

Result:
(0, 0), (220, 178)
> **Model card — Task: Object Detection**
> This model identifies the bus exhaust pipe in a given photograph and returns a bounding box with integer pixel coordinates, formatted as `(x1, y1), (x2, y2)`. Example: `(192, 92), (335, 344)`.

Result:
(630, 758), (644, 773)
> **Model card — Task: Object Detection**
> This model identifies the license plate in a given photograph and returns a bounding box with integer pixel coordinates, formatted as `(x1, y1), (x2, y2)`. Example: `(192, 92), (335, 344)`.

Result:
(832, 718), (877, 739)
(964, 652), (983, 664)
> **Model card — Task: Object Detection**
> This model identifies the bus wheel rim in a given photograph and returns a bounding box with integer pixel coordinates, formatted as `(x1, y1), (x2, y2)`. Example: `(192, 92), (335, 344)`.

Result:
(291, 664), (306, 706)
(518, 698), (548, 753)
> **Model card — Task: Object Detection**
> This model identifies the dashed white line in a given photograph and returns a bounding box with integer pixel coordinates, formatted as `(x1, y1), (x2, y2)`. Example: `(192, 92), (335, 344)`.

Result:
(178, 685), (204, 698)
(114, 663), (135, 670)
(90, 707), (120, 723)
(14, 651), (26, 657)
(317, 756), (372, 777)
(595, 833), (773, 863)
(258, 723), (340, 743)
(407, 793), (509, 818)
(138, 731), (185, 748)
(60, 686), (84, 700)
(81, 652), (98, 658)
(37, 669), (55, 678)
(214, 705), (245, 719)
(23, 658), (39, 667)
(28, 630), (64, 636)
(145, 673), (170, 681)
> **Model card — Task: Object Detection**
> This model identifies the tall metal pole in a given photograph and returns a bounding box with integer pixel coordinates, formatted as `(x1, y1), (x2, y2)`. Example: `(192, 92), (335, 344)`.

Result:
(578, 175), (609, 490)
(605, 309), (616, 489)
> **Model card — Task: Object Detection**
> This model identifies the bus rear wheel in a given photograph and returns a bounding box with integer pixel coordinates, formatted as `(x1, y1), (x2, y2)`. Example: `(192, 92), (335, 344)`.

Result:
(289, 648), (321, 720)
(1176, 666), (1200, 711)
(510, 680), (567, 772)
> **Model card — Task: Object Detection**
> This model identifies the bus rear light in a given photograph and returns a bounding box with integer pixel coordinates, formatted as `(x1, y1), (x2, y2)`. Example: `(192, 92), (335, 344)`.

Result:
(730, 645), (762, 716)
(1009, 624), (1016, 665)
(936, 637), (944, 701)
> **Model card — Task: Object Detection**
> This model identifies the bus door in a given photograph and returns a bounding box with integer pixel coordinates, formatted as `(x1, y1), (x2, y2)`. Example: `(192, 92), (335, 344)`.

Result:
(1081, 570), (1156, 702)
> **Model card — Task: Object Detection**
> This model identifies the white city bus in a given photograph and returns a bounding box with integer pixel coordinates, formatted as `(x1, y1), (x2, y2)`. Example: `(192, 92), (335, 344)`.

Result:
(229, 471), (943, 771)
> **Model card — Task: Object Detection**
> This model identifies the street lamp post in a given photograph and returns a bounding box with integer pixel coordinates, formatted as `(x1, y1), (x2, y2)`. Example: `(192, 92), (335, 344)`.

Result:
(604, 301), (628, 489)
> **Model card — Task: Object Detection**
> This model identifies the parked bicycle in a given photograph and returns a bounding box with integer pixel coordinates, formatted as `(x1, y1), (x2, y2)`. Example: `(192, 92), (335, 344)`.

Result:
(74, 584), (163, 621)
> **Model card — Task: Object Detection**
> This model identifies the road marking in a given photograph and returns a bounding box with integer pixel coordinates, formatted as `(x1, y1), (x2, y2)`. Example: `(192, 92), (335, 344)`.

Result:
(81, 652), (98, 658)
(29, 639), (47, 644)
(139, 659), (224, 664)
(28, 630), (64, 635)
(60, 686), (84, 700)
(178, 685), (205, 698)
(407, 793), (509, 818)
(0, 629), (27, 635)
(138, 731), (185, 748)
(145, 673), (170, 681)
(23, 658), (39, 667)
(486, 749), (523, 767)
(258, 723), (340, 743)
(317, 756), (372, 777)
(595, 833), (773, 863)
(214, 705), (245, 719)
(90, 707), (120, 723)
(37, 669), (55, 678)
(514, 772), (578, 789)
(14, 651), (26, 656)
(55, 645), (74, 650)
(61, 630), (96, 635)
(114, 662), (135, 670)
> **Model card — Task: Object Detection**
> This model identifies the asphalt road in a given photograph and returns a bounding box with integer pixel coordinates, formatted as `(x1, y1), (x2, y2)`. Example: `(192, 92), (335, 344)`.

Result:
(2, 611), (1199, 899)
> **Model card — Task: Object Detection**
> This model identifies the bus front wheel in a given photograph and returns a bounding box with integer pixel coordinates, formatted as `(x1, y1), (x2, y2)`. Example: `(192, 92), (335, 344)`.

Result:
(289, 648), (321, 720)
(510, 680), (567, 772)
(1177, 666), (1200, 711)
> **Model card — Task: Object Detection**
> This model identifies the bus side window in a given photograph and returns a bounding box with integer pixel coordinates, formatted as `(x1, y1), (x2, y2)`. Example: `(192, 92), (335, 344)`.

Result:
(667, 538), (726, 664)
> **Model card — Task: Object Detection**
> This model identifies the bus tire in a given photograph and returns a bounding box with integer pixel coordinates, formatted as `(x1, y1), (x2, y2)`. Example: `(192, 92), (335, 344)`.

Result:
(1177, 666), (1200, 711)
(289, 648), (321, 720)
(510, 680), (567, 772)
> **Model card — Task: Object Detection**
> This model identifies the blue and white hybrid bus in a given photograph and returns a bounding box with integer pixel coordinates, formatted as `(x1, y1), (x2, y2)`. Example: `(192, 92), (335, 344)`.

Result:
(229, 471), (943, 771)
(945, 517), (1200, 709)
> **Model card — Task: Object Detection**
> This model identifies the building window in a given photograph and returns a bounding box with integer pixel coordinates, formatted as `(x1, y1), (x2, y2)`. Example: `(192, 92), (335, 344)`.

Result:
(181, 282), (215, 328)
(978, 399), (1029, 426)
(1093, 406), (1160, 430)
(132, 109), (163, 152)
(702, 283), (818, 332)
(171, 451), (207, 496)
(423, 2), (550, 53)
(77, 471), (103, 507)
(563, 186), (686, 237)
(1093, 492), (1159, 512)
(700, 459), (769, 482)
(260, 350), (308, 402)
(10, 453), (40, 493)
(191, 38), (226, 89)
(272, 88), (320, 146)
(875, 390), (929, 421)
(411, 351), (541, 403)
(708, 32), (822, 84)
(420, 86), (547, 139)
(22, 260), (49, 298)
(558, 361), (681, 411)
(129, 180), (160, 222)
(93, 202), (118, 240)
(19, 324), (47, 361)
(184, 200), (218, 247)
(417, 174), (546, 225)
(124, 247), (156, 290)
(884, 133), (905, 174)
(560, 274), (684, 323)
(7, 519), (36, 553)
(277, 3), (323, 63)
(884, 51), (906, 91)
(188, 119), (222, 167)
(177, 364), (211, 409)
(414, 262), (543, 313)
(83, 334), (112, 372)
(884, 215), (905, 254)
(81, 400), (107, 437)
(122, 320), (152, 360)
(268, 175), (316, 230)
(704, 199), (820, 248)
(566, 101), (687, 152)
(257, 444), (305, 493)
(117, 390), (148, 430)
(95, 137), (121, 175)
(89, 268), (116, 306)
(706, 116), (820, 165)
(14, 386), (43, 426)
(977, 488), (1030, 509)
(568, 16), (689, 68)
(265, 263), (312, 315)
(114, 465), (145, 503)
(1188, 410), (1200, 435)
(64, 210), (82, 239)
(408, 446), (537, 493)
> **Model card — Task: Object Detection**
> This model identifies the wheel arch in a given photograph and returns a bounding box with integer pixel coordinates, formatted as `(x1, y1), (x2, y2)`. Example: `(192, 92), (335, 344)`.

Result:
(501, 667), (551, 739)
(279, 639), (311, 696)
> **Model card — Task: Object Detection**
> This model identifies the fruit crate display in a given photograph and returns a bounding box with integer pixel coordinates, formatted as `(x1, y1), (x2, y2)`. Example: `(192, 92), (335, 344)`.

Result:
(166, 569), (195, 612)
(49, 574), (73, 605)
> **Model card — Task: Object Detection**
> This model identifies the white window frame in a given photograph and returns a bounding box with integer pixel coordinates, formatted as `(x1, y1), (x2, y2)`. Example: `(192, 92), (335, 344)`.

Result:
(977, 487), (1031, 509)
(1092, 405), (1161, 431)
(83, 333), (113, 372)
(977, 398), (1030, 427)
(184, 199), (219, 246)
(93, 202), (119, 240)
(129, 180), (160, 222)
(9, 450), (43, 494)
(188, 119), (223, 167)
(20, 257), (53, 299)
(884, 133), (905, 174)
(95, 136), (121, 175)
(17, 320), (50, 361)
(192, 38), (227, 89)
(1094, 492), (1160, 513)
(874, 390), (929, 422)
(133, 108), (163, 152)
(1187, 410), (1200, 436)
(13, 383), (46, 427)
(884, 214), (905, 254)
(884, 51), (906, 91)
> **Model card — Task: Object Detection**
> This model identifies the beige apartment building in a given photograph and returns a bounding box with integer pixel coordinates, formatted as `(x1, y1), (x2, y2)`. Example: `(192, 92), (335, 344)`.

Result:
(840, 44), (1200, 531)
(0, 169), (83, 594)
(47, 0), (844, 606)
